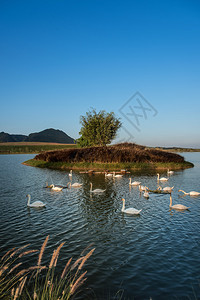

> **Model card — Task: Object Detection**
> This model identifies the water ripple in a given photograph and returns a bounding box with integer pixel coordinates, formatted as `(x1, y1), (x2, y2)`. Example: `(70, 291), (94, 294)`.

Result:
(0, 153), (200, 299)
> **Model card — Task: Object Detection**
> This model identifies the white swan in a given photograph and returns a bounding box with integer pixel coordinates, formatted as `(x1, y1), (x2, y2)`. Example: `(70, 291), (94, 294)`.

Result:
(139, 184), (146, 192)
(121, 198), (142, 215)
(167, 169), (174, 175)
(157, 173), (169, 181)
(178, 189), (200, 196)
(163, 186), (174, 193)
(105, 172), (113, 177)
(68, 182), (83, 188)
(129, 178), (141, 186)
(169, 194), (190, 210)
(51, 184), (63, 191)
(113, 172), (123, 178)
(90, 182), (106, 193)
(69, 170), (72, 177)
(143, 187), (149, 198)
(27, 194), (46, 208)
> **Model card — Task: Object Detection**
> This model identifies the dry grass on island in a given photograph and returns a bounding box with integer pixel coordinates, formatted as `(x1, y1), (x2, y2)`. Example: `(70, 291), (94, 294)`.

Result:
(24, 143), (193, 171)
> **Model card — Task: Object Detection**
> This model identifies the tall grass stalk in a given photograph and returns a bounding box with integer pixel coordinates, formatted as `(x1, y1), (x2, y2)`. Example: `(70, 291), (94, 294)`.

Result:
(0, 236), (95, 299)
(0, 244), (38, 299)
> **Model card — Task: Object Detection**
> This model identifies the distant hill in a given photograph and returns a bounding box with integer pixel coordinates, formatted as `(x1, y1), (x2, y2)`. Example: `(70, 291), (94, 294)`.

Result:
(0, 129), (75, 144)
(0, 132), (27, 143)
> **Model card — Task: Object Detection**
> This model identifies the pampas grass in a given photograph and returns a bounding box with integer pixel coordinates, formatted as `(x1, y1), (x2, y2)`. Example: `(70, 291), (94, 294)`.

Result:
(0, 236), (95, 299)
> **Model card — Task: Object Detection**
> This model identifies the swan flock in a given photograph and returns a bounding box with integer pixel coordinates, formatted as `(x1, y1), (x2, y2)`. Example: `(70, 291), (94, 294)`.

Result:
(27, 168), (194, 214)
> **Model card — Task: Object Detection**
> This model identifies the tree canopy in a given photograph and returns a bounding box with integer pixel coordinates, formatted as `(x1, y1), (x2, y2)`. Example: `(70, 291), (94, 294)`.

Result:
(78, 109), (122, 147)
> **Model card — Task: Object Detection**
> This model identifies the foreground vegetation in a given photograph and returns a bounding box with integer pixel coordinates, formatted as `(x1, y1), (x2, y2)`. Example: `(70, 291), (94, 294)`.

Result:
(0, 236), (94, 299)
(0, 143), (77, 154)
(23, 143), (194, 171)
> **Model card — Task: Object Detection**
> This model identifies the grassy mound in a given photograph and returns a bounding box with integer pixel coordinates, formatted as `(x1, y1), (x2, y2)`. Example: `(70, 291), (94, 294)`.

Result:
(34, 143), (186, 164)
(23, 143), (193, 171)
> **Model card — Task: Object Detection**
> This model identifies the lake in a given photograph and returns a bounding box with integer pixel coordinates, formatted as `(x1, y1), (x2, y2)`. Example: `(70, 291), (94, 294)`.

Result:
(0, 153), (200, 299)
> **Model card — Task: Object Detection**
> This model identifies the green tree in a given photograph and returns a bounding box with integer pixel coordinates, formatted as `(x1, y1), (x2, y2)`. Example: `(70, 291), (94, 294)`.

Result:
(78, 109), (122, 147)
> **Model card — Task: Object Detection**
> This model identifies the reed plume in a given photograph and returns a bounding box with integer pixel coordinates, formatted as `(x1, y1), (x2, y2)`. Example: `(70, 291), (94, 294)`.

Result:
(78, 248), (95, 270)
(60, 257), (72, 279)
(10, 244), (30, 258)
(16, 266), (46, 277)
(71, 257), (84, 270)
(49, 249), (57, 269)
(49, 242), (65, 269)
(70, 271), (87, 295)
(19, 249), (38, 258)
(37, 235), (49, 266)
(0, 264), (9, 276)
(12, 276), (27, 300)
(81, 243), (95, 256)
(1, 236), (94, 299)
(8, 262), (22, 274)
(1, 247), (16, 261)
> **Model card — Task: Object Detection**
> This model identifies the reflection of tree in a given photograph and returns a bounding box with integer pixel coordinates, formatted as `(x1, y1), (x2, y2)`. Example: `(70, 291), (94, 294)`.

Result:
(77, 173), (127, 242)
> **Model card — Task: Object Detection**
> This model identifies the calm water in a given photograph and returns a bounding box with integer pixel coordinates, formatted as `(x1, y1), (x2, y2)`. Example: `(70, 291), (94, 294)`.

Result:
(0, 153), (200, 299)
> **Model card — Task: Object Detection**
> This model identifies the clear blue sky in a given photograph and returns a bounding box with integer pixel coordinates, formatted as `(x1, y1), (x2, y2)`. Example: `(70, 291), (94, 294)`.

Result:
(1, 0), (200, 147)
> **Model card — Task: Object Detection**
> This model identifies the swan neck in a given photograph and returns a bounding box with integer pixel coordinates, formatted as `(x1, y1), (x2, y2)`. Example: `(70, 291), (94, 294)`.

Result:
(170, 194), (172, 207)
(180, 190), (187, 194)
(27, 195), (31, 206)
(90, 183), (92, 191)
(122, 200), (125, 212)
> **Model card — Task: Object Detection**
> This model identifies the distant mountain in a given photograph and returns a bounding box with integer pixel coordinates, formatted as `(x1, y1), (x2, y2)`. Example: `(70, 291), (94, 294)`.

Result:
(25, 129), (75, 144)
(0, 132), (27, 143)
(0, 129), (75, 144)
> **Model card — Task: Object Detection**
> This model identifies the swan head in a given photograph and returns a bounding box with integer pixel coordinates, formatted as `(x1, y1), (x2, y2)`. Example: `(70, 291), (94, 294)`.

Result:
(122, 198), (125, 202)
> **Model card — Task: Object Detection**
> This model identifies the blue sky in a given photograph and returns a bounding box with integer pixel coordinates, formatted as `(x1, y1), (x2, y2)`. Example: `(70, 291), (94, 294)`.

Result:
(1, 0), (200, 147)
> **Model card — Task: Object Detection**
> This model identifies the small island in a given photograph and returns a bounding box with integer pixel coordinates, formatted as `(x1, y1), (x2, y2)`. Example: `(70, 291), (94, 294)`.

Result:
(23, 142), (193, 171)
